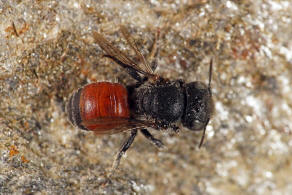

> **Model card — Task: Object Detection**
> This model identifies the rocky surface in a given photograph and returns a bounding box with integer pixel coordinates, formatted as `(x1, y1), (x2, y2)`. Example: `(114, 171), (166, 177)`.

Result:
(1, 0), (292, 194)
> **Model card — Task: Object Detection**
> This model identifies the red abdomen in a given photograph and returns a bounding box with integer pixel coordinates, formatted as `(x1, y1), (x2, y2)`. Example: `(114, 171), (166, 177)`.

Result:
(67, 82), (130, 131)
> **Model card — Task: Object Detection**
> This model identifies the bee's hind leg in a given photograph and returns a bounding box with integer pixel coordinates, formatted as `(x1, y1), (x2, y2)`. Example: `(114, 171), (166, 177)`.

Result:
(110, 129), (138, 174)
(140, 128), (164, 148)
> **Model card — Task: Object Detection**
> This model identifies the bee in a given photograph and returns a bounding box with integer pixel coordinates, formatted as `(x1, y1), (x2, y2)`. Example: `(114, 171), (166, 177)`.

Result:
(67, 26), (213, 171)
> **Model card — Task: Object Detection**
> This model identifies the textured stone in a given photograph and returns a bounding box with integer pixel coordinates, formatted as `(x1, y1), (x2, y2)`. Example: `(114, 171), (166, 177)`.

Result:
(1, 0), (292, 194)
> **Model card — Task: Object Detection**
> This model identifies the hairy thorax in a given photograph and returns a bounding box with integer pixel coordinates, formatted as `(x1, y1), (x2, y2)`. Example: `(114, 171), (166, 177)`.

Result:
(130, 80), (185, 126)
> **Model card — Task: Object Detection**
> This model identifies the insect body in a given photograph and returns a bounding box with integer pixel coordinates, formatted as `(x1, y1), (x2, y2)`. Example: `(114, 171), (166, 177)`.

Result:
(67, 26), (213, 171)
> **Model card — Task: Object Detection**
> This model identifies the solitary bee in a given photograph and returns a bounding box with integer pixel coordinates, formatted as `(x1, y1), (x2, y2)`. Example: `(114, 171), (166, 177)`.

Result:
(67, 26), (213, 170)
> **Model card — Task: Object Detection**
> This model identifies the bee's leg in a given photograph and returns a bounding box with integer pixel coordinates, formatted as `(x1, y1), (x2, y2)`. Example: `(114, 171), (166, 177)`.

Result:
(171, 125), (179, 133)
(140, 129), (164, 148)
(110, 129), (138, 173)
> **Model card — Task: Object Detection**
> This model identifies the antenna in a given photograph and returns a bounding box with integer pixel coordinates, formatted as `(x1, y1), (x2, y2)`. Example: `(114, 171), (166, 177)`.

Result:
(208, 58), (213, 93)
(198, 59), (213, 148)
(198, 118), (209, 148)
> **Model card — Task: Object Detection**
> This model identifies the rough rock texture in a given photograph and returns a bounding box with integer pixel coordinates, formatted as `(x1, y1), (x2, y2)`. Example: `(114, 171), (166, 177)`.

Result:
(1, 0), (292, 194)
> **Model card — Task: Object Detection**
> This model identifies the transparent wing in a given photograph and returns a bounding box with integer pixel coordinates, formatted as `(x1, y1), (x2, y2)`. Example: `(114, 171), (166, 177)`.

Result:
(120, 25), (154, 74)
(93, 32), (154, 77)
(81, 117), (155, 135)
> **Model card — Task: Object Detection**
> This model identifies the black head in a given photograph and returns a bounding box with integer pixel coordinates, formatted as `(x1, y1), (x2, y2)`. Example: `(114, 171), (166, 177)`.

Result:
(182, 60), (213, 147)
(182, 82), (213, 130)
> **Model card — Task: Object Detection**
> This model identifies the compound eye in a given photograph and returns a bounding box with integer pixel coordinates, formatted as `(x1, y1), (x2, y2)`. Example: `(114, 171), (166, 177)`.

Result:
(191, 119), (205, 130)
